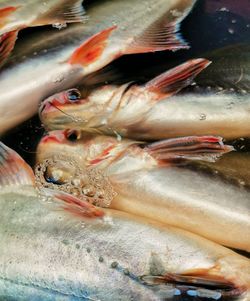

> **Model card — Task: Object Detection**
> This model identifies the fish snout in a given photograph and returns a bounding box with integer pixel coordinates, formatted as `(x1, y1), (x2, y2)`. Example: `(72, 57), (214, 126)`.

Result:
(40, 131), (66, 145)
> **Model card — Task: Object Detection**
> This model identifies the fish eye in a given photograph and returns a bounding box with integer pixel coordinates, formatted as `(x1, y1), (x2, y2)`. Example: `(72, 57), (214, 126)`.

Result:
(65, 130), (81, 142)
(67, 89), (81, 102)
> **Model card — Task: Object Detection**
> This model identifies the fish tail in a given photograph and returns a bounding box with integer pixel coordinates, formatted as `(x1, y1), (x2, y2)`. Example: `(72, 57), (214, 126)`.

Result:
(32, 0), (88, 27)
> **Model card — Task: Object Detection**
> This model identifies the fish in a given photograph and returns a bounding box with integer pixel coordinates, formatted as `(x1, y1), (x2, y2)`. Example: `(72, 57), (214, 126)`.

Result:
(1, 141), (250, 300)
(36, 130), (250, 252)
(0, 0), (197, 136)
(0, 0), (87, 67)
(39, 58), (210, 133)
(39, 54), (250, 140)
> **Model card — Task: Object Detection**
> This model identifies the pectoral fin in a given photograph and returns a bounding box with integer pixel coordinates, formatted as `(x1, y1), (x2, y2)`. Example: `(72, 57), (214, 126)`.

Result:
(0, 142), (35, 188)
(0, 30), (18, 68)
(144, 136), (234, 164)
(40, 188), (105, 219)
(140, 272), (242, 299)
(144, 59), (211, 100)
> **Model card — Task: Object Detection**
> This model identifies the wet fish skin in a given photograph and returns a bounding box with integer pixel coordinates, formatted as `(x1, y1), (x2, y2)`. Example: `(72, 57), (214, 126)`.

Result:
(0, 0), (197, 135)
(1, 143), (250, 301)
(0, 0), (86, 35)
(39, 59), (250, 140)
(36, 132), (250, 252)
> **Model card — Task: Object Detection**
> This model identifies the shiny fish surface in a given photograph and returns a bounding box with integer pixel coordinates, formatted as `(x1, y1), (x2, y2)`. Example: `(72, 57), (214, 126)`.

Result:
(0, 0), (196, 135)
(36, 132), (250, 251)
(1, 142), (250, 301)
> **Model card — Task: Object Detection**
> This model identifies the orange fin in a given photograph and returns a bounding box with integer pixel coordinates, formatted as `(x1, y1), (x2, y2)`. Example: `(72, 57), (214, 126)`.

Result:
(0, 30), (18, 68)
(68, 26), (117, 66)
(0, 142), (35, 188)
(33, 0), (87, 26)
(124, 4), (194, 55)
(40, 188), (105, 219)
(0, 6), (20, 27)
(144, 136), (234, 164)
(145, 59), (211, 100)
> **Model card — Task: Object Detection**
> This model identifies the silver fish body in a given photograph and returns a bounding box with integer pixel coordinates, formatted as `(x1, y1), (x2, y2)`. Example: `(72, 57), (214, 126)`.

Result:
(1, 187), (250, 301)
(36, 133), (250, 251)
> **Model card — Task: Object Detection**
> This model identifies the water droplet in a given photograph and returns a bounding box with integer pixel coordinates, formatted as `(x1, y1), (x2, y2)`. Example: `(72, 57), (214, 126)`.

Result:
(199, 113), (206, 121)
(52, 23), (67, 30)
(231, 19), (237, 24)
(219, 7), (229, 12)
(86, 247), (91, 253)
(52, 74), (64, 83)
(228, 28), (234, 34)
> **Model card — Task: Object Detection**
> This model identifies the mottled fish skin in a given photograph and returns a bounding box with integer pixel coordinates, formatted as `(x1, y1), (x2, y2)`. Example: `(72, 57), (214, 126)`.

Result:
(36, 133), (250, 252)
(0, 0), (197, 136)
(1, 190), (250, 301)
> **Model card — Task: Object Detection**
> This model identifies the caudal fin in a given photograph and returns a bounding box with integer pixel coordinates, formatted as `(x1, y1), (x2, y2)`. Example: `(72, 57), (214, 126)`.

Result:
(32, 0), (87, 26)
(144, 59), (211, 101)
(144, 136), (234, 164)
(124, 0), (197, 54)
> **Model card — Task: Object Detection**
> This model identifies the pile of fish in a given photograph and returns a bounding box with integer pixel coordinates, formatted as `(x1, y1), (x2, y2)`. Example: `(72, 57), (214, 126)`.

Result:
(0, 1), (249, 300)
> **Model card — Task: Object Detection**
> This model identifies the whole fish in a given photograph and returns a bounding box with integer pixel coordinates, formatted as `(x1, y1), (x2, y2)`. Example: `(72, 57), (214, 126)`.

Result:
(36, 131), (250, 252)
(1, 142), (250, 300)
(0, 0), (196, 136)
(39, 46), (250, 140)
(0, 0), (87, 67)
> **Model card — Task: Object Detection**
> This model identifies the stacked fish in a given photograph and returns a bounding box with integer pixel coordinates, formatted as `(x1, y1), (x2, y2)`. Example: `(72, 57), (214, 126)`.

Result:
(0, 1), (249, 300)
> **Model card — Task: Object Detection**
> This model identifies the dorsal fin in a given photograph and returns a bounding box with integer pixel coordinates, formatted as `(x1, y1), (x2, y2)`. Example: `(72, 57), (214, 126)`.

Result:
(68, 26), (117, 66)
(144, 59), (211, 100)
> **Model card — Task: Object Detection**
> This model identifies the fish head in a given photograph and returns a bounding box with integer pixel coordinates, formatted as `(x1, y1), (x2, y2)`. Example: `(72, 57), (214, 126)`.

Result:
(36, 130), (135, 185)
(39, 88), (100, 131)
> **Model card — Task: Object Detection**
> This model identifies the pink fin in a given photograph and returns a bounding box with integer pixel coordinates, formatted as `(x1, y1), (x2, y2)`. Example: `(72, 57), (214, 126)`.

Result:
(145, 136), (234, 164)
(145, 59), (211, 100)
(0, 30), (18, 68)
(40, 188), (105, 219)
(0, 142), (35, 188)
(68, 26), (117, 66)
